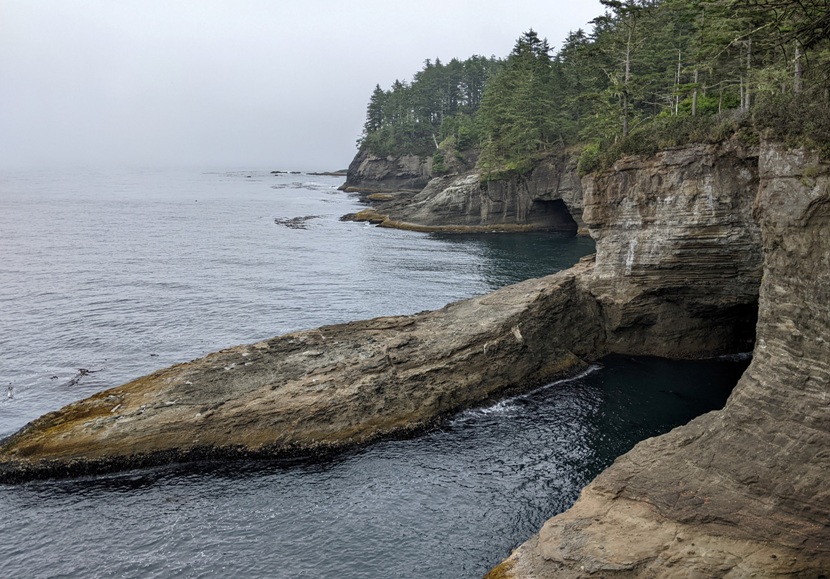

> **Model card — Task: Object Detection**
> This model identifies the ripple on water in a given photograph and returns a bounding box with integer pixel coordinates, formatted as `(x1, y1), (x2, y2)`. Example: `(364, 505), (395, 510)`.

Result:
(0, 169), (748, 578)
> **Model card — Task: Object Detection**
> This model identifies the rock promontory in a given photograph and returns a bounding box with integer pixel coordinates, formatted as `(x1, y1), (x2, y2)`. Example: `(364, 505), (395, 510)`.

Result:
(339, 149), (434, 193)
(341, 151), (586, 234)
(0, 140), (764, 484)
(0, 263), (604, 482)
(1, 139), (827, 577)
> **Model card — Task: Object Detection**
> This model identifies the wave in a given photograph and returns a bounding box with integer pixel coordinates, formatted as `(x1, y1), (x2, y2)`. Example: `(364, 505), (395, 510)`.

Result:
(450, 363), (602, 425)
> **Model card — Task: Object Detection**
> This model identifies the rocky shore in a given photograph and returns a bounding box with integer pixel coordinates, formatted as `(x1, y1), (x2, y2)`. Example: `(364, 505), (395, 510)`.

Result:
(1, 139), (828, 575)
(340, 149), (586, 234)
(0, 262), (604, 482)
(0, 140), (760, 483)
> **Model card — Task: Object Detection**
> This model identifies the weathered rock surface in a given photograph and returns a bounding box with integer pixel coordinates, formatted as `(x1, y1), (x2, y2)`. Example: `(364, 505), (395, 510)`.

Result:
(0, 141), (769, 488)
(343, 153), (585, 234)
(584, 141), (762, 358)
(488, 143), (830, 577)
(3, 139), (826, 578)
(339, 149), (433, 193)
(0, 263), (604, 482)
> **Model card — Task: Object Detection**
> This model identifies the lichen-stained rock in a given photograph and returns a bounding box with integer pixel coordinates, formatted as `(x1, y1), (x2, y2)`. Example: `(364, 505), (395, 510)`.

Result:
(490, 143), (830, 578)
(0, 262), (604, 483)
(584, 141), (763, 358)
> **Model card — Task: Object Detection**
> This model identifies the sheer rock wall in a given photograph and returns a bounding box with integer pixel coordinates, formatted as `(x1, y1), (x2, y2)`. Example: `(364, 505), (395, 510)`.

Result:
(488, 142), (830, 578)
(340, 149), (433, 193)
(3, 142), (826, 579)
(584, 141), (763, 358)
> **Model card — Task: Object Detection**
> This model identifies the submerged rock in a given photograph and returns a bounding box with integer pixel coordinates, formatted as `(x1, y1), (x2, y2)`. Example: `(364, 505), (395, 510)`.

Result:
(273, 215), (320, 229)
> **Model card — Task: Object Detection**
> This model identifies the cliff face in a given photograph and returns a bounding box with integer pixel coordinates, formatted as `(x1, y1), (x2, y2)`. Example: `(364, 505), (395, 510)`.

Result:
(0, 141), (769, 484)
(2, 141), (827, 577)
(340, 149), (433, 193)
(584, 142), (762, 358)
(343, 153), (585, 234)
(490, 143), (830, 578)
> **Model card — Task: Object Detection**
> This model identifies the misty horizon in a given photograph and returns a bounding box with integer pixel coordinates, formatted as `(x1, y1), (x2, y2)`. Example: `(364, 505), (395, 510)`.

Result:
(1, 1), (601, 171)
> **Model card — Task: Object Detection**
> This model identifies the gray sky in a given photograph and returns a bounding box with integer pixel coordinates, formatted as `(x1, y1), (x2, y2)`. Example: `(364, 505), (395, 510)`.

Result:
(0, 1), (602, 171)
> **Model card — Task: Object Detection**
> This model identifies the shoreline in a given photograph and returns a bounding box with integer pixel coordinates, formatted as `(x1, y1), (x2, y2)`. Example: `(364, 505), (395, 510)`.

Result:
(0, 262), (603, 483)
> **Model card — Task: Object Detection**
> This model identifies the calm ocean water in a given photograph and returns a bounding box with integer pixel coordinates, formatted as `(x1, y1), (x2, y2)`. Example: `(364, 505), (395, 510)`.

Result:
(0, 169), (747, 578)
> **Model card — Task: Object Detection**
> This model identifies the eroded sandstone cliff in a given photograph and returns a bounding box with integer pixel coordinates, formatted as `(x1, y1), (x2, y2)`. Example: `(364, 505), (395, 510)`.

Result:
(1, 141), (825, 578)
(584, 141), (762, 358)
(488, 142), (830, 578)
(0, 141), (766, 484)
(342, 152), (585, 233)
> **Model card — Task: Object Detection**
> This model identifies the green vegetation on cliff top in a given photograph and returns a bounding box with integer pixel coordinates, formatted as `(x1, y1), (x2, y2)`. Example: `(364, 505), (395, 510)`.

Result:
(358, 0), (830, 177)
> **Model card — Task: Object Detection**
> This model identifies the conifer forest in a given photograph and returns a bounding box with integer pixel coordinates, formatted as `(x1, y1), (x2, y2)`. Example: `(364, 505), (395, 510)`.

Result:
(358, 0), (830, 178)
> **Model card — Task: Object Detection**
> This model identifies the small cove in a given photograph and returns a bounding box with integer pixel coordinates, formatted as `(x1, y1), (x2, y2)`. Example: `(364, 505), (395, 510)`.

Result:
(0, 169), (748, 577)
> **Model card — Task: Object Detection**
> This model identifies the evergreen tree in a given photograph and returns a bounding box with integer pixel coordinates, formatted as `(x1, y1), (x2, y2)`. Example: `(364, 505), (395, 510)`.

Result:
(357, 0), (830, 172)
(477, 30), (556, 175)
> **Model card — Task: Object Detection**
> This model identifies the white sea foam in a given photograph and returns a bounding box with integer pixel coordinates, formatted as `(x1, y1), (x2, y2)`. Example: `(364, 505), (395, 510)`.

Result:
(526, 364), (603, 396)
(450, 363), (603, 425)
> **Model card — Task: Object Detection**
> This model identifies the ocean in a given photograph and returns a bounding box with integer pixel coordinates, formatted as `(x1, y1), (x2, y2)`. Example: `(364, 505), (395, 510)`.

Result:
(0, 169), (747, 578)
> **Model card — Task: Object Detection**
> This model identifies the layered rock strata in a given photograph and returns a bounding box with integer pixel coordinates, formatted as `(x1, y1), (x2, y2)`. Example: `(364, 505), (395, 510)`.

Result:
(0, 141), (768, 489)
(342, 153), (586, 234)
(584, 142), (762, 358)
(488, 143), (830, 577)
(339, 150), (434, 193)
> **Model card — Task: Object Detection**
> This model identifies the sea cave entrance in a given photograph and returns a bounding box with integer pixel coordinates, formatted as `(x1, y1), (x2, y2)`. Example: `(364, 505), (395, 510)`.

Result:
(528, 199), (579, 234)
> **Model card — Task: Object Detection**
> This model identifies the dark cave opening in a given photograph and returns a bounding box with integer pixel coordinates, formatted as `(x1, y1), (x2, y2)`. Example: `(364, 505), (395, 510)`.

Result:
(528, 199), (579, 234)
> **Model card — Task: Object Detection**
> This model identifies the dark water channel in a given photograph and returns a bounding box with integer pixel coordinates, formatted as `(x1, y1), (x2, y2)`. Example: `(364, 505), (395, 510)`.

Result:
(0, 169), (748, 578)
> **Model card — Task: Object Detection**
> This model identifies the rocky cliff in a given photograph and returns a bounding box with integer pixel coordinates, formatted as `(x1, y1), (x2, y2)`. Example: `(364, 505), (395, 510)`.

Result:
(342, 151), (586, 234)
(0, 141), (765, 483)
(1, 140), (826, 576)
(339, 149), (434, 193)
(487, 142), (830, 577)
(584, 141), (762, 358)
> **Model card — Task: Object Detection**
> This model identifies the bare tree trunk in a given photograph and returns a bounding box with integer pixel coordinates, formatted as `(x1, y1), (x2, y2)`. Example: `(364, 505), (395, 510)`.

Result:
(675, 49), (681, 116)
(692, 69), (699, 116)
(740, 74), (745, 112)
(794, 42), (804, 94)
(622, 92), (629, 137)
(623, 27), (632, 137)
(744, 38), (752, 110)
